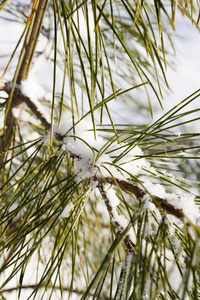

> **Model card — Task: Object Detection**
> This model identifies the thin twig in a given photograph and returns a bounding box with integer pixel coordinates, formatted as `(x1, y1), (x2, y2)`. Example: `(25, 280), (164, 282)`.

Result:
(2, 284), (107, 299)
(2, 82), (51, 130)
(97, 177), (134, 253)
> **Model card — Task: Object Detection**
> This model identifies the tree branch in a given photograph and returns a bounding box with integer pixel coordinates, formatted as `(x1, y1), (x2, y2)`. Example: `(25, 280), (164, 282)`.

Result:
(105, 177), (183, 220)
(97, 177), (134, 253)
(2, 82), (51, 130)
(0, 0), (49, 187)
(95, 173), (184, 252)
(17, 0), (49, 84)
(3, 0), (49, 139)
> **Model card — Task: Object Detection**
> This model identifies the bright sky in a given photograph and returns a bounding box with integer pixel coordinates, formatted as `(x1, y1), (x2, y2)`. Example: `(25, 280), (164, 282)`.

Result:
(0, 8), (200, 123)
(156, 14), (200, 117)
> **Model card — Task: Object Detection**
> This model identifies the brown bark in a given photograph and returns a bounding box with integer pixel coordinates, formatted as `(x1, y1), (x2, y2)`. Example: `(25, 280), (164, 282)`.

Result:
(16, 0), (49, 84)
(0, 0), (49, 187)
(105, 177), (183, 220)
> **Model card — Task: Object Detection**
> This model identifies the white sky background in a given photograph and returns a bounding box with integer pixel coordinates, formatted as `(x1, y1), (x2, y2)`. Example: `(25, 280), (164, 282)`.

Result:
(0, 8), (200, 124)
(0, 4), (200, 300)
(158, 15), (200, 117)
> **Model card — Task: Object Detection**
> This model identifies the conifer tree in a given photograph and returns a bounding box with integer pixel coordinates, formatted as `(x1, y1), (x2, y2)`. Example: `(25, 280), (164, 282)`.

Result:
(0, 1), (200, 299)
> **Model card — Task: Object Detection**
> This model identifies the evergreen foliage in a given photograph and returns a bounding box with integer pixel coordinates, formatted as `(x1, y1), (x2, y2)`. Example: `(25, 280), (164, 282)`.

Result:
(0, 0), (200, 299)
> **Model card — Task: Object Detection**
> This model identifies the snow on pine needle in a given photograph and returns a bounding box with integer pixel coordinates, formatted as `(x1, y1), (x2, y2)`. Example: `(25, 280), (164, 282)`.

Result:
(51, 119), (200, 298)
(52, 119), (200, 232)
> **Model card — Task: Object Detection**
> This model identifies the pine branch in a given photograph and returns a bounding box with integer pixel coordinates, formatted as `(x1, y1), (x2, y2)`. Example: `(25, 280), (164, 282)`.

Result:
(105, 177), (183, 220)
(1, 81), (51, 130)
(1, 0), (49, 140)
(97, 178), (134, 253)
(0, 0), (49, 187)
(17, 0), (49, 84)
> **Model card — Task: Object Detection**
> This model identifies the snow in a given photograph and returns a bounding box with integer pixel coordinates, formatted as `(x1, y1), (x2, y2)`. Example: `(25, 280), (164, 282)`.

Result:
(105, 184), (120, 208)
(12, 107), (20, 118)
(59, 202), (74, 221)
(108, 144), (153, 177)
(20, 76), (51, 122)
(51, 118), (200, 247)
(176, 131), (182, 137)
(141, 175), (199, 226)
(54, 120), (110, 184)
(1, 3), (200, 300)
(53, 119), (156, 187)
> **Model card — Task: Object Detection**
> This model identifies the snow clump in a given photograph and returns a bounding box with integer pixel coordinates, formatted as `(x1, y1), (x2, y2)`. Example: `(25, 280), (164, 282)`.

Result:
(53, 119), (199, 228)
